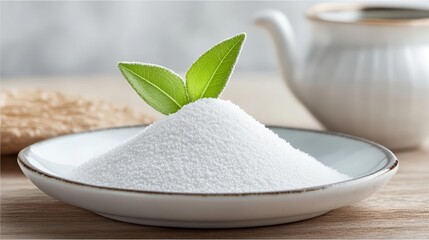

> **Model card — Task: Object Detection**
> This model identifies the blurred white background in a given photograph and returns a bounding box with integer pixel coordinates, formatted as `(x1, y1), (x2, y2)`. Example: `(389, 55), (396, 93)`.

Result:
(2, 1), (428, 78)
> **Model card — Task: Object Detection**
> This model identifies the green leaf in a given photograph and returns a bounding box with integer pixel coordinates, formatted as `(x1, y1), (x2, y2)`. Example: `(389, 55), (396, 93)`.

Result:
(118, 62), (189, 115)
(186, 33), (246, 102)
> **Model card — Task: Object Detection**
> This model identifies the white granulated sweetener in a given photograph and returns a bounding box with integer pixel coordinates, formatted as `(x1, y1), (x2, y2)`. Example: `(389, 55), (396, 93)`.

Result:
(71, 98), (350, 193)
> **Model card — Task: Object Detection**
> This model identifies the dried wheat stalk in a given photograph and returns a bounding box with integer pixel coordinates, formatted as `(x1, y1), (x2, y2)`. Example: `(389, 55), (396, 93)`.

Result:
(1, 89), (154, 155)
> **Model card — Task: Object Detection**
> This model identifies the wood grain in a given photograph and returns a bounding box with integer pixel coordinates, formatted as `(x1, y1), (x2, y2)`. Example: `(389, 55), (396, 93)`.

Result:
(1, 75), (429, 238)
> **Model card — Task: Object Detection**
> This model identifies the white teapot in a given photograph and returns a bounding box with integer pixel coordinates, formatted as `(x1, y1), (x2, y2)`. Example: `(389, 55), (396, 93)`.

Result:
(255, 3), (429, 149)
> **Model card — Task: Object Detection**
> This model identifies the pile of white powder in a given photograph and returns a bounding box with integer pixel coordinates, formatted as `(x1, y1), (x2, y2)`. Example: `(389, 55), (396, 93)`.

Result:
(71, 98), (350, 193)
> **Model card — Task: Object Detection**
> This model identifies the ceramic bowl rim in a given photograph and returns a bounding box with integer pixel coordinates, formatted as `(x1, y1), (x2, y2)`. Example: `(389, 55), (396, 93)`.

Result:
(17, 125), (398, 197)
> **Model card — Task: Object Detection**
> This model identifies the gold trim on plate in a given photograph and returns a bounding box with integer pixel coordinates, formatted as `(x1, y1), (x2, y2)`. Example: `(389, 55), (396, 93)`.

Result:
(17, 125), (398, 197)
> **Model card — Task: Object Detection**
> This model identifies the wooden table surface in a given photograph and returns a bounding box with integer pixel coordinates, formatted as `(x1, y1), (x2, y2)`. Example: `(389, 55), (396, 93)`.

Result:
(1, 73), (429, 239)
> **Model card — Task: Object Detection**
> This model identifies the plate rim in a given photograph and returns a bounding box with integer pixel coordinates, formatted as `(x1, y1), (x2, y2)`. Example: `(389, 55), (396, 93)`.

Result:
(17, 125), (398, 197)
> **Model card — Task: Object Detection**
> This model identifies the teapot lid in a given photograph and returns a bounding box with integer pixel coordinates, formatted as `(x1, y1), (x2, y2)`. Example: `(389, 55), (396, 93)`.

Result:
(306, 3), (429, 27)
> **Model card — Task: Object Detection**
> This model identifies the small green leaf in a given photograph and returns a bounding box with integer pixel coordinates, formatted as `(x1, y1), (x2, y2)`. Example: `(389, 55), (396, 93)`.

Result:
(186, 33), (246, 102)
(118, 62), (189, 115)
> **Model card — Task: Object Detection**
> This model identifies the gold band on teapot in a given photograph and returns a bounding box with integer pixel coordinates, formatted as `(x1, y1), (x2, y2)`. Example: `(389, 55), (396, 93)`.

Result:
(306, 3), (429, 26)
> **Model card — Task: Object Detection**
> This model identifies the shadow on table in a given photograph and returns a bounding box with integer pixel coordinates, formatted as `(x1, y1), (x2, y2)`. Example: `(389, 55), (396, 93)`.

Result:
(1, 154), (21, 175)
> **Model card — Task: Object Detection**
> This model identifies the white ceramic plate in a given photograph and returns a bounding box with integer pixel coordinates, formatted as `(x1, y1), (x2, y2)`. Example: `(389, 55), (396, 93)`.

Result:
(18, 125), (398, 228)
